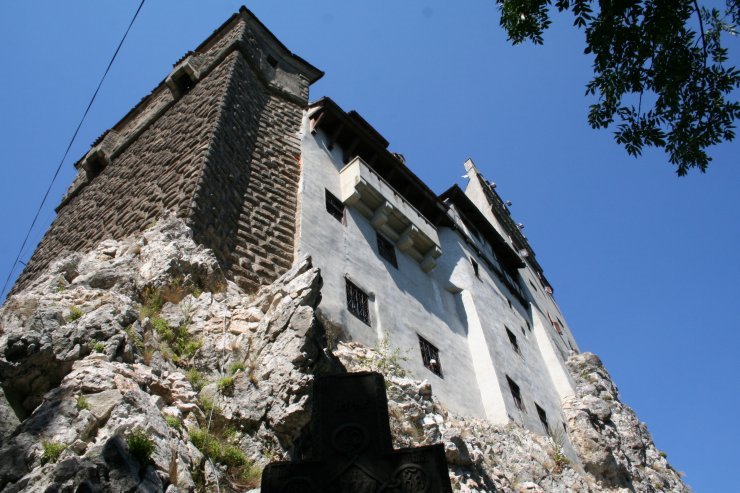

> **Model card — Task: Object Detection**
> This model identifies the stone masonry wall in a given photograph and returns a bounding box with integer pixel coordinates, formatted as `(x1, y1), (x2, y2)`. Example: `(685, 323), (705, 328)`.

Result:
(11, 50), (237, 295)
(12, 12), (312, 296)
(186, 41), (307, 293)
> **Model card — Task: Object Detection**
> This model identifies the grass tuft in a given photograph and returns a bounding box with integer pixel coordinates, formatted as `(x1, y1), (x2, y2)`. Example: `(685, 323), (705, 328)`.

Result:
(41, 442), (66, 465)
(127, 429), (155, 464)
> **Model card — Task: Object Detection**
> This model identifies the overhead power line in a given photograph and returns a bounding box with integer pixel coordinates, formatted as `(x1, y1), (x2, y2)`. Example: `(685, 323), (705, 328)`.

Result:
(0, 0), (146, 301)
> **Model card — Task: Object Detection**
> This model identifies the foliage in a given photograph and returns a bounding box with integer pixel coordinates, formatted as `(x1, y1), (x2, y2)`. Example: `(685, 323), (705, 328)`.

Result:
(496, 0), (740, 175)
(165, 415), (183, 430)
(151, 317), (202, 363)
(126, 429), (155, 464)
(550, 448), (571, 473)
(229, 362), (246, 375)
(41, 442), (66, 465)
(139, 287), (164, 319)
(124, 325), (144, 351)
(90, 341), (105, 353)
(199, 395), (221, 415)
(186, 368), (207, 391)
(76, 395), (89, 410)
(67, 306), (83, 322)
(217, 376), (235, 396)
(189, 427), (261, 488)
(357, 333), (408, 378)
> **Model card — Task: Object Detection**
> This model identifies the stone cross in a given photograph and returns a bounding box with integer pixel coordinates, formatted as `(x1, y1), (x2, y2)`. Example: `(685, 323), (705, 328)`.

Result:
(261, 372), (453, 493)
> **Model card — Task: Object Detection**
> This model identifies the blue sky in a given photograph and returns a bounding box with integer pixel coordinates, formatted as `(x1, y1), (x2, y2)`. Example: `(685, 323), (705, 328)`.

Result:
(0, 2), (737, 490)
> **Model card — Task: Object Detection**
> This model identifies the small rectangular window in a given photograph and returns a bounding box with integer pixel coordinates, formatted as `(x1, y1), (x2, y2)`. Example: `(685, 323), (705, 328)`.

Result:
(535, 403), (550, 434)
(506, 376), (525, 412)
(376, 233), (398, 268)
(325, 190), (344, 222)
(529, 280), (538, 292)
(345, 279), (369, 325)
(506, 327), (521, 355)
(471, 258), (479, 278)
(418, 336), (442, 377)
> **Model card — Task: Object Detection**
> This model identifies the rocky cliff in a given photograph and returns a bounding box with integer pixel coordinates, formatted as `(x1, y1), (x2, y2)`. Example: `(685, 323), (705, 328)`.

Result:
(0, 218), (689, 492)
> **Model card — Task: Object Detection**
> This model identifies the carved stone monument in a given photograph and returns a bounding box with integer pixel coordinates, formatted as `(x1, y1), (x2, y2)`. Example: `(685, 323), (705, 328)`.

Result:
(261, 372), (453, 492)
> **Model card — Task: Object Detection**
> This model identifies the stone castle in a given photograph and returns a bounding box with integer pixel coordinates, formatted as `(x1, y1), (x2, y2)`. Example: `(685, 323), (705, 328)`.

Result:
(1, 7), (689, 492)
(14, 4), (575, 438)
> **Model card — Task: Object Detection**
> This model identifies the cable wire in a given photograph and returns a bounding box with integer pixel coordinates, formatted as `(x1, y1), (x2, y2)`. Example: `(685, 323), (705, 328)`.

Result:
(1, 0), (146, 301)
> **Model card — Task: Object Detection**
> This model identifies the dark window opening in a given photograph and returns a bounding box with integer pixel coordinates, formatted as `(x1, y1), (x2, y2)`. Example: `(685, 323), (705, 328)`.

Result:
(471, 258), (479, 278)
(345, 279), (369, 325)
(506, 376), (525, 412)
(506, 327), (521, 355)
(535, 403), (550, 434)
(521, 326), (526, 336)
(174, 72), (195, 95)
(507, 299), (512, 309)
(376, 233), (398, 268)
(418, 335), (442, 377)
(325, 189), (345, 222)
(526, 321), (531, 332)
(267, 54), (278, 67)
(529, 280), (538, 292)
(85, 155), (107, 180)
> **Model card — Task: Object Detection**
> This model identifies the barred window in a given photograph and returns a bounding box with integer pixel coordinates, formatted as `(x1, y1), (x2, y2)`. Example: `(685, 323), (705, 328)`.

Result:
(535, 403), (550, 434)
(506, 327), (521, 356)
(418, 335), (442, 378)
(325, 189), (344, 222)
(506, 375), (525, 412)
(345, 279), (369, 325)
(376, 233), (398, 268)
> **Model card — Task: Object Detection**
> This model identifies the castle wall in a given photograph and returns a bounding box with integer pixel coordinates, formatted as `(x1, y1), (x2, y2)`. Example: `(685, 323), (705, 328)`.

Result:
(188, 52), (304, 292)
(12, 45), (236, 293)
(298, 121), (574, 437)
(12, 11), (318, 295)
(298, 121), (487, 419)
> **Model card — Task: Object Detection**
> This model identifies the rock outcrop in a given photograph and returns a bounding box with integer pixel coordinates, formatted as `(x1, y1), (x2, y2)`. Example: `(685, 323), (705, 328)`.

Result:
(0, 218), (688, 492)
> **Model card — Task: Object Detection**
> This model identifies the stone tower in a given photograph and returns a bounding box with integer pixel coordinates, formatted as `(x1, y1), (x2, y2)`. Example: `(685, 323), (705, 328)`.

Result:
(12, 7), (322, 295)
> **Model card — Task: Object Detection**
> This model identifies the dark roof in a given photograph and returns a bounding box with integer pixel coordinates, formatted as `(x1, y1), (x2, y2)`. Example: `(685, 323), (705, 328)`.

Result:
(308, 97), (451, 228)
(439, 185), (525, 271)
(472, 173), (553, 291)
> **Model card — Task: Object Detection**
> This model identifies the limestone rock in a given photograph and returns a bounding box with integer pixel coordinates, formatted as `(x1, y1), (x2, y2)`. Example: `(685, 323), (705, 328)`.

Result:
(0, 217), (689, 493)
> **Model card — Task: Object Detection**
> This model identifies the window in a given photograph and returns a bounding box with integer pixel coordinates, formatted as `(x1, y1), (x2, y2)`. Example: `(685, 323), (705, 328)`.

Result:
(471, 258), (479, 278)
(535, 403), (550, 434)
(173, 72), (195, 95)
(345, 279), (369, 324)
(325, 189), (344, 222)
(506, 376), (525, 412)
(85, 154), (107, 180)
(529, 280), (538, 292)
(506, 327), (522, 355)
(376, 233), (398, 268)
(418, 336), (442, 377)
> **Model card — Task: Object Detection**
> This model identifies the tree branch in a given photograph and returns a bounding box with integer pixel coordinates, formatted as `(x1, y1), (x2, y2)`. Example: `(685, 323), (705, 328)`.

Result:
(693, 0), (708, 63)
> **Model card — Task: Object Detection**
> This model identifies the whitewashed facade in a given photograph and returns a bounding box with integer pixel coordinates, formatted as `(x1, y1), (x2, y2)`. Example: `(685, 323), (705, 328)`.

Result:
(297, 99), (579, 440)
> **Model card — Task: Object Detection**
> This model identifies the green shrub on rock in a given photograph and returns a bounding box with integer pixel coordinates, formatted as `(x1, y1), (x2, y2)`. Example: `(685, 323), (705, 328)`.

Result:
(126, 429), (155, 464)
